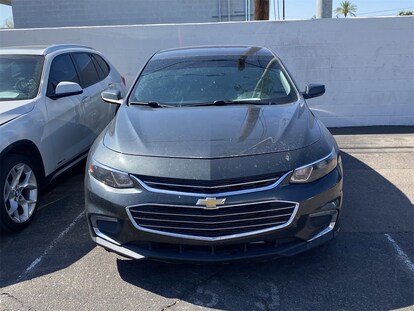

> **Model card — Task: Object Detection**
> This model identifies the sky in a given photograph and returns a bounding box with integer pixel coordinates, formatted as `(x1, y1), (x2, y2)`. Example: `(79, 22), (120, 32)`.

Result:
(283, 0), (414, 20)
(1, 0), (414, 26)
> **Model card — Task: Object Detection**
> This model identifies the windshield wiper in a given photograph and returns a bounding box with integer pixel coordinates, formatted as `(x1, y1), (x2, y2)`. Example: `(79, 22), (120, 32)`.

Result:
(186, 100), (275, 107)
(129, 101), (173, 108)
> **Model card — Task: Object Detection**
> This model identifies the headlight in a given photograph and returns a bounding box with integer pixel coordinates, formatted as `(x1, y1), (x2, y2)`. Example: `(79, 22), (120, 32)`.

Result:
(290, 148), (338, 183)
(89, 160), (134, 188)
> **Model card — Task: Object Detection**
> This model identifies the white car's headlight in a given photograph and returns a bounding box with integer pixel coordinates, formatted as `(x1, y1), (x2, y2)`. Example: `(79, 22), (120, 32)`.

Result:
(89, 160), (134, 188)
(290, 148), (338, 183)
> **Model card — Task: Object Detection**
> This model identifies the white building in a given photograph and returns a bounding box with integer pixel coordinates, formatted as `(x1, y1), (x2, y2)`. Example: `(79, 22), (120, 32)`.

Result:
(3, 0), (255, 28)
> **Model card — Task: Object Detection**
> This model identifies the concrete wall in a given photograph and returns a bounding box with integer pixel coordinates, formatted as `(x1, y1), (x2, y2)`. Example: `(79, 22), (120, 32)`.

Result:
(12, 0), (254, 28)
(1, 17), (413, 127)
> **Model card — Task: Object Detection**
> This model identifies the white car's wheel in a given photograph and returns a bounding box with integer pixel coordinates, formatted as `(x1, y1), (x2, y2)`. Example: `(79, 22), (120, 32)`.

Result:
(0, 155), (39, 232)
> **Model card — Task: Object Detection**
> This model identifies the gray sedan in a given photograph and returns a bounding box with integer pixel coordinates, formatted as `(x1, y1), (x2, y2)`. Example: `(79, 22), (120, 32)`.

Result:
(85, 46), (343, 262)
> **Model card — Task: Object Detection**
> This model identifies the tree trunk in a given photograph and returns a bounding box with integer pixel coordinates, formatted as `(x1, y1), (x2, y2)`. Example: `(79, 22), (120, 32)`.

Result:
(254, 0), (269, 20)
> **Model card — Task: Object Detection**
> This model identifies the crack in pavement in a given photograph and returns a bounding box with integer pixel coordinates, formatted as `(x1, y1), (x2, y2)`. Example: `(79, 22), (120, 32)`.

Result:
(159, 266), (227, 310)
(161, 299), (180, 310)
(1, 292), (37, 311)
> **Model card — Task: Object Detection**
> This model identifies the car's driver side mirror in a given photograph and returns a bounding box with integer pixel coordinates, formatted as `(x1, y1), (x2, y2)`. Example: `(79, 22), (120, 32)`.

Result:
(302, 84), (326, 99)
(51, 81), (83, 99)
(101, 90), (122, 105)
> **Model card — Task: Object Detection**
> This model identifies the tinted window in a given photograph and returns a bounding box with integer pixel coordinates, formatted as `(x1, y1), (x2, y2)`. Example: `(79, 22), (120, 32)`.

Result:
(130, 55), (298, 105)
(0, 55), (44, 101)
(72, 53), (100, 88)
(92, 54), (110, 79)
(47, 54), (79, 96)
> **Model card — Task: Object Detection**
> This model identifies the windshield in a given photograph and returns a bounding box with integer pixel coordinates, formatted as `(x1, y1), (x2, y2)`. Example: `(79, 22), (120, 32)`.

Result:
(0, 55), (44, 101)
(129, 54), (298, 106)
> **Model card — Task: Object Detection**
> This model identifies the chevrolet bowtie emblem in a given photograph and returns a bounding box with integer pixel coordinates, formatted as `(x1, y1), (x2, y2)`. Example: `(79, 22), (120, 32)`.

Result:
(196, 197), (226, 209)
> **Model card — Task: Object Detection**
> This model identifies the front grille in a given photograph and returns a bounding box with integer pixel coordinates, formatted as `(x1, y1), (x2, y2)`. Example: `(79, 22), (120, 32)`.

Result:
(135, 174), (286, 194)
(127, 201), (298, 239)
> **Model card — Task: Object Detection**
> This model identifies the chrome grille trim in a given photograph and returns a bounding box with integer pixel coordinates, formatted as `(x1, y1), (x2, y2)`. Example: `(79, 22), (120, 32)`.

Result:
(141, 221), (287, 231)
(130, 171), (292, 197)
(143, 177), (279, 190)
(133, 213), (292, 225)
(126, 200), (299, 241)
(133, 206), (294, 218)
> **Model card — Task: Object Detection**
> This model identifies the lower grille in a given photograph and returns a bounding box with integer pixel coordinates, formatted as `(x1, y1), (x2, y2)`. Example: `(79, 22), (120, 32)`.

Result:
(128, 237), (300, 258)
(127, 201), (298, 240)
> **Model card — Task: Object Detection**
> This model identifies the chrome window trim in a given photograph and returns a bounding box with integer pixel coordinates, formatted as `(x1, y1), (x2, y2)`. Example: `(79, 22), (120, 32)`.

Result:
(125, 200), (299, 242)
(130, 171), (292, 197)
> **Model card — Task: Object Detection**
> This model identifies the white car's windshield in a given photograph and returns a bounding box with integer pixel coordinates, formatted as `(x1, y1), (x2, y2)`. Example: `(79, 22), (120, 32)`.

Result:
(0, 55), (44, 101)
(129, 54), (298, 106)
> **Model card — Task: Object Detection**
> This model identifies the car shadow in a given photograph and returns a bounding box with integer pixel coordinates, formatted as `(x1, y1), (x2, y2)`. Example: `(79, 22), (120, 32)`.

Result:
(0, 147), (412, 309)
(116, 150), (414, 310)
(0, 161), (95, 288)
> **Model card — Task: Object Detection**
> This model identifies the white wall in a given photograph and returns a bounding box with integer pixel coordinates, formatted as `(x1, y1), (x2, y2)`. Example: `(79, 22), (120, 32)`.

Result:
(1, 17), (413, 127)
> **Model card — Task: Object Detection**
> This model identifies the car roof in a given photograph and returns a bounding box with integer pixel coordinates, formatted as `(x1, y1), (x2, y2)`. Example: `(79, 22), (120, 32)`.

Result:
(0, 44), (95, 56)
(153, 46), (275, 60)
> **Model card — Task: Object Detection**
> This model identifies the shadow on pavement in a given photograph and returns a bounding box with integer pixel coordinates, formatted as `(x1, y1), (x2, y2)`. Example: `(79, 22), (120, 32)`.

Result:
(117, 151), (414, 310)
(0, 161), (95, 288)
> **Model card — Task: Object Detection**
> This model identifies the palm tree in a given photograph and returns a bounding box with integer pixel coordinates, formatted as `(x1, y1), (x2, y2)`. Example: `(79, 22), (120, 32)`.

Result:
(398, 10), (413, 16)
(334, 1), (357, 18)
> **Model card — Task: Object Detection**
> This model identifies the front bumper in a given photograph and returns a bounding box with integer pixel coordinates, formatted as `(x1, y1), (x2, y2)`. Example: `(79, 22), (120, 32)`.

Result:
(85, 163), (343, 263)
(93, 230), (336, 263)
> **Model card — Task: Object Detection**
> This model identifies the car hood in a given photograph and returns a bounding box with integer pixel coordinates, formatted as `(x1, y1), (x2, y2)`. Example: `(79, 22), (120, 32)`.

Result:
(103, 101), (321, 159)
(0, 100), (35, 126)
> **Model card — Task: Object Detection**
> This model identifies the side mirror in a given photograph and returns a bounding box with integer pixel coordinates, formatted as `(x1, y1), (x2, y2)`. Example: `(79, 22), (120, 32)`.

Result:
(52, 81), (83, 99)
(101, 90), (122, 105)
(302, 84), (325, 99)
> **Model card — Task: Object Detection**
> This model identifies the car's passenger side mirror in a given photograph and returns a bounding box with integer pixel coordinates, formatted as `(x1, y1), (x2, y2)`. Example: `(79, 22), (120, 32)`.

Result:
(302, 84), (325, 99)
(101, 90), (122, 105)
(51, 81), (83, 99)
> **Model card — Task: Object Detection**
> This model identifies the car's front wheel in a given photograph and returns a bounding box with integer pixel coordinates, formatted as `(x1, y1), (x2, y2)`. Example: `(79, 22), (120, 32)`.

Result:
(0, 155), (39, 232)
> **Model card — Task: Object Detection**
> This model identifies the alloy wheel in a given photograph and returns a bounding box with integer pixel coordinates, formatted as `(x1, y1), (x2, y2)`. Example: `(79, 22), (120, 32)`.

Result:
(3, 163), (38, 223)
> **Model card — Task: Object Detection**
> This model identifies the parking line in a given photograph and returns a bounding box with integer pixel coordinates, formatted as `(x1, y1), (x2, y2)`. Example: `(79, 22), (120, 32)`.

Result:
(18, 211), (85, 280)
(38, 196), (67, 211)
(385, 233), (414, 273)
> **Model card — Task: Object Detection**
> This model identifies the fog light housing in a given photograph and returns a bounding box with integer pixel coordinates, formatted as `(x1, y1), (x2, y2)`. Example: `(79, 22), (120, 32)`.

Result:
(307, 210), (338, 242)
(90, 215), (121, 245)
(321, 197), (341, 210)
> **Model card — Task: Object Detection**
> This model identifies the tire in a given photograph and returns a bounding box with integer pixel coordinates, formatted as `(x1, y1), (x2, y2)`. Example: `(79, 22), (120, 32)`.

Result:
(0, 154), (39, 232)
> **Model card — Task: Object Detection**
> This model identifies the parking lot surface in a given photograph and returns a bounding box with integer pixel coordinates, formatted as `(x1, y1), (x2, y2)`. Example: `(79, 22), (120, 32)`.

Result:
(1, 127), (413, 311)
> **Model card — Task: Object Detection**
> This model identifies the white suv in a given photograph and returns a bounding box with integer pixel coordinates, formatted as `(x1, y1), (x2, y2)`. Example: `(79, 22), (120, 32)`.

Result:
(0, 44), (126, 232)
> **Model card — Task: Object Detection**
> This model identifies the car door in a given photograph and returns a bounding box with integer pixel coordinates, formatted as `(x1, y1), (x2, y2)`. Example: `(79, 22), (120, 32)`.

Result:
(71, 53), (116, 144)
(44, 53), (90, 169)
(91, 53), (119, 125)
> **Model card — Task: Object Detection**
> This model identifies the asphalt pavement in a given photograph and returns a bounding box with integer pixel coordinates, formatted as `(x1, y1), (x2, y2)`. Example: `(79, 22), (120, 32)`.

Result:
(1, 126), (413, 311)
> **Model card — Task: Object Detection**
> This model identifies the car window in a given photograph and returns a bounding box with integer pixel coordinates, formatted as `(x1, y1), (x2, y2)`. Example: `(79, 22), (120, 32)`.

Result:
(91, 54), (110, 79)
(130, 55), (298, 105)
(0, 55), (44, 101)
(47, 54), (80, 96)
(72, 53), (100, 88)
